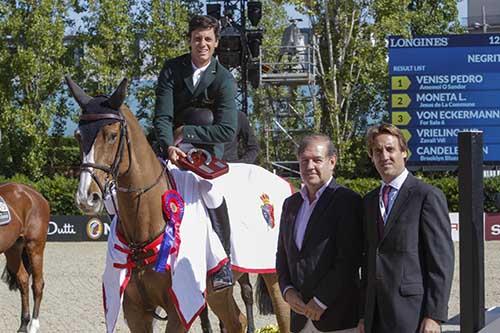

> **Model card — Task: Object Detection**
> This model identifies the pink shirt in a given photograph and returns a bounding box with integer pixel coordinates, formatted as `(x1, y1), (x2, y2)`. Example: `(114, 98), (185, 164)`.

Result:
(294, 177), (332, 249)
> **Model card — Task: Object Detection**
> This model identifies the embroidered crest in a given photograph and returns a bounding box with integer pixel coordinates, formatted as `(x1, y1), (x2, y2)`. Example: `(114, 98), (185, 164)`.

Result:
(260, 194), (275, 228)
(0, 196), (11, 226)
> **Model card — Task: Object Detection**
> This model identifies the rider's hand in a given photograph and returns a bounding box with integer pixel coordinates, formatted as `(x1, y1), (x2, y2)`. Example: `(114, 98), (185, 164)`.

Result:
(167, 146), (186, 166)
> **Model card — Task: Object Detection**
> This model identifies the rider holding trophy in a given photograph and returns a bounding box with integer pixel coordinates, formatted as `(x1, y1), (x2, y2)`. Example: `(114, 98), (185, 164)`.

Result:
(153, 15), (237, 291)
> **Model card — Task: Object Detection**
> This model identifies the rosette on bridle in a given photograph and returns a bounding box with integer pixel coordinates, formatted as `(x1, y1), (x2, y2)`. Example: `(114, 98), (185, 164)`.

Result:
(154, 190), (185, 272)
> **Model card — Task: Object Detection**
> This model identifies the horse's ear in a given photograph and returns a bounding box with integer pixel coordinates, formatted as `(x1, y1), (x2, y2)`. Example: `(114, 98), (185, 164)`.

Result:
(107, 78), (128, 110)
(65, 76), (92, 107)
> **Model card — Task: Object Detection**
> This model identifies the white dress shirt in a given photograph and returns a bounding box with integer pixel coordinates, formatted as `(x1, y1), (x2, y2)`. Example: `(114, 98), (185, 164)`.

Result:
(192, 61), (210, 88)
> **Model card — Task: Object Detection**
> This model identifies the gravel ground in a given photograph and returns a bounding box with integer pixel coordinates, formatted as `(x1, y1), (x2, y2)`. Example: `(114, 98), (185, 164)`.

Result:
(1, 242), (500, 332)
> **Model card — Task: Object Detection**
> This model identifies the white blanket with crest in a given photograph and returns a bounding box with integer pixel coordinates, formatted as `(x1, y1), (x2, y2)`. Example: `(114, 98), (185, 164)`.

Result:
(102, 163), (292, 332)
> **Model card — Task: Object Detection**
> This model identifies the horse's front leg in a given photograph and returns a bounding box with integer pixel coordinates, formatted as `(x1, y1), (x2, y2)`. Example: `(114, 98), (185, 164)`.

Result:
(262, 273), (290, 333)
(207, 285), (246, 333)
(122, 280), (154, 333)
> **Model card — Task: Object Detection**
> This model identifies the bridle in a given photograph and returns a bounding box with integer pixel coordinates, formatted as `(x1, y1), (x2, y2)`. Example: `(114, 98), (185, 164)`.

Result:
(79, 111), (165, 196)
(79, 112), (130, 194)
(78, 111), (167, 241)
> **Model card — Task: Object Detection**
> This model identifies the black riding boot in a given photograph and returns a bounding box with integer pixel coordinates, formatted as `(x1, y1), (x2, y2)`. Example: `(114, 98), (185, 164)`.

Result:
(207, 198), (234, 291)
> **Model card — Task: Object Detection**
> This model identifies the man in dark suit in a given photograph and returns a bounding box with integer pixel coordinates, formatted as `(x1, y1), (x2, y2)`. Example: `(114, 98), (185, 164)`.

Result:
(223, 111), (259, 163)
(276, 134), (363, 333)
(359, 123), (454, 333)
(153, 15), (237, 291)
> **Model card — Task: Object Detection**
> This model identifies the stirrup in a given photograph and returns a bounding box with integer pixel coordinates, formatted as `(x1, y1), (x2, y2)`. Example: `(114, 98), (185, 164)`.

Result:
(212, 262), (234, 292)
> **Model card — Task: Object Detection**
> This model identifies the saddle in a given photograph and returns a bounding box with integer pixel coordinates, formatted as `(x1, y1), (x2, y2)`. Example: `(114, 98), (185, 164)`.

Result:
(0, 196), (11, 225)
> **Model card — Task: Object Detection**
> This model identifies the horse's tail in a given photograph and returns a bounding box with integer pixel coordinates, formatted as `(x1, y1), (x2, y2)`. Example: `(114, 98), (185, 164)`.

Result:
(1, 264), (18, 291)
(256, 274), (274, 315)
(22, 246), (31, 275)
(1, 244), (31, 291)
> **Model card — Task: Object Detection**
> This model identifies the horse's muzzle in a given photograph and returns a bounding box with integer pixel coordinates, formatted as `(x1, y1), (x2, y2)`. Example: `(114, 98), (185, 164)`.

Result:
(75, 191), (103, 215)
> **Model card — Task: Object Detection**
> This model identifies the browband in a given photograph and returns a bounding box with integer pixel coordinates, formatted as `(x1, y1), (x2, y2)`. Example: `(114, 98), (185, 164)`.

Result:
(80, 113), (124, 122)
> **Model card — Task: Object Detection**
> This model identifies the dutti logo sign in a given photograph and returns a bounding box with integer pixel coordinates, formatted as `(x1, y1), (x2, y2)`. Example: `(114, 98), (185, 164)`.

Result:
(48, 220), (77, 236)
(48, 216), (111, 241)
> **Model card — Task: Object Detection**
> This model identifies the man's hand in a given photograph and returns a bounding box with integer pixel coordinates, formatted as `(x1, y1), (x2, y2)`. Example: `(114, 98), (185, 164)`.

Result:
(284, 289), (306, 315)
(419, 317), (441, 333)
(357, 319), (365, 333)
(167, 146), (186, 166)
(304, 299), (325, 321)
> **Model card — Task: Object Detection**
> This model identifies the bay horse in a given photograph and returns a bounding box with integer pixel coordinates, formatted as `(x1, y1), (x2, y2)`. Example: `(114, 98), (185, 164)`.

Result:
(67, 77), (289, 333)
(0, 183), (50, 333)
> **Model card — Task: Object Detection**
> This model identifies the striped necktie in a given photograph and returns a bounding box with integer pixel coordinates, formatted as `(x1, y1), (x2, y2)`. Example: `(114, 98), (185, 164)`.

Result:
(377, 185), (392, 239)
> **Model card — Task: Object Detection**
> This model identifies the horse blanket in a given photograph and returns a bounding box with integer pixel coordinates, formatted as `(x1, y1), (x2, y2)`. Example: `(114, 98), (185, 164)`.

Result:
(102, 163), (292, 332)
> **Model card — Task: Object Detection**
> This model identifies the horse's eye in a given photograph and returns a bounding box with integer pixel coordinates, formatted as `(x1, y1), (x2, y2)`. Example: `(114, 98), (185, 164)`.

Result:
(108, 132), (118, 143)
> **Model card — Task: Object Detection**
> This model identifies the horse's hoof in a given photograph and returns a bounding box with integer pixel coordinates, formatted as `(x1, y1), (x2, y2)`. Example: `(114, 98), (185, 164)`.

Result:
(27, 318), (40, 333)
(17, 325), (28, 333)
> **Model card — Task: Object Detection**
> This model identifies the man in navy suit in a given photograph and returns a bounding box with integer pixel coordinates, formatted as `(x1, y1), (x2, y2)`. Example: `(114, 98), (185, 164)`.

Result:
(276, 134), (363, 333)
(359, 123), (454, 333)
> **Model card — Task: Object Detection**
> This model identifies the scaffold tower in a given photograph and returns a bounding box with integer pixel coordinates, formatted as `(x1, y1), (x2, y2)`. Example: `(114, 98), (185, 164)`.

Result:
(260, 20), (318, 176)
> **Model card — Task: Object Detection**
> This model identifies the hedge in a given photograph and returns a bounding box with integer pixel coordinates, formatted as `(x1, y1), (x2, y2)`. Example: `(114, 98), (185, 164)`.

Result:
(0, 174), (80, 215)
(1, 174), (500, 215)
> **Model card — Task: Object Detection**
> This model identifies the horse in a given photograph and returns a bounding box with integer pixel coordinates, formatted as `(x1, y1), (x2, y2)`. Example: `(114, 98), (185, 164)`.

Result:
(67, 77), (290, 333)
(0, 183), (50, 333)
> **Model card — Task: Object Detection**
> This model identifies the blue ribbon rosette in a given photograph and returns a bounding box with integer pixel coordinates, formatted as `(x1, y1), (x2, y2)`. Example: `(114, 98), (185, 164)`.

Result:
(154, 190), (184, 273)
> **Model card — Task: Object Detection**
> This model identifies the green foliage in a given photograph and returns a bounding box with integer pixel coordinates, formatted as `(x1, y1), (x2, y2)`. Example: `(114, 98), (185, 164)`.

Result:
(484, 176), (500, 213)
(337, 177), (380, 197)
(133, 0), (191, 124)
(0, 174), (79, 215)
(45, 137), (80, 177)
(255, 324), (279, 333)
(37, 175), (80, 215)
(72, 0), (136, 94)
(0, 0), (67, 179)
(425, 176), (459, 212)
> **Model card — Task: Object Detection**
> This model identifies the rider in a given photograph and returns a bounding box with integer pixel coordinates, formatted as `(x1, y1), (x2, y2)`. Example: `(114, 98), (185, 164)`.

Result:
(153, 15), (237, 291)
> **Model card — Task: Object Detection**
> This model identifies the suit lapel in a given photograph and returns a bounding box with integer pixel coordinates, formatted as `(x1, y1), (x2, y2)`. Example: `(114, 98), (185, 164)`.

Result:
(287, 194), (303, 252)
(382, 174), (415, 239)
(301, 180), (338, 250)
(193, 59), (217, 98)
(367, 189), (380, 240)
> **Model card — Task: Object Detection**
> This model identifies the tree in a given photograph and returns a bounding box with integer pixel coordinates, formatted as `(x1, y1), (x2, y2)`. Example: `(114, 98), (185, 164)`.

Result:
(133, 0), (192, 125)
(284, 0), (462, 176)
(71, 0), (136, 95)
(0, 1), (67, 179)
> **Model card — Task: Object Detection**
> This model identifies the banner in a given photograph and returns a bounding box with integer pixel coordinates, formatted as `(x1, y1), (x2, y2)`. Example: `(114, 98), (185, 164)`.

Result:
(48, 215), (111, 242)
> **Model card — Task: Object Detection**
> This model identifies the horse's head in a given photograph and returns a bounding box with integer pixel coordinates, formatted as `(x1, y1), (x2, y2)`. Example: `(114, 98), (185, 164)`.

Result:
(66, 77), (130, 215)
